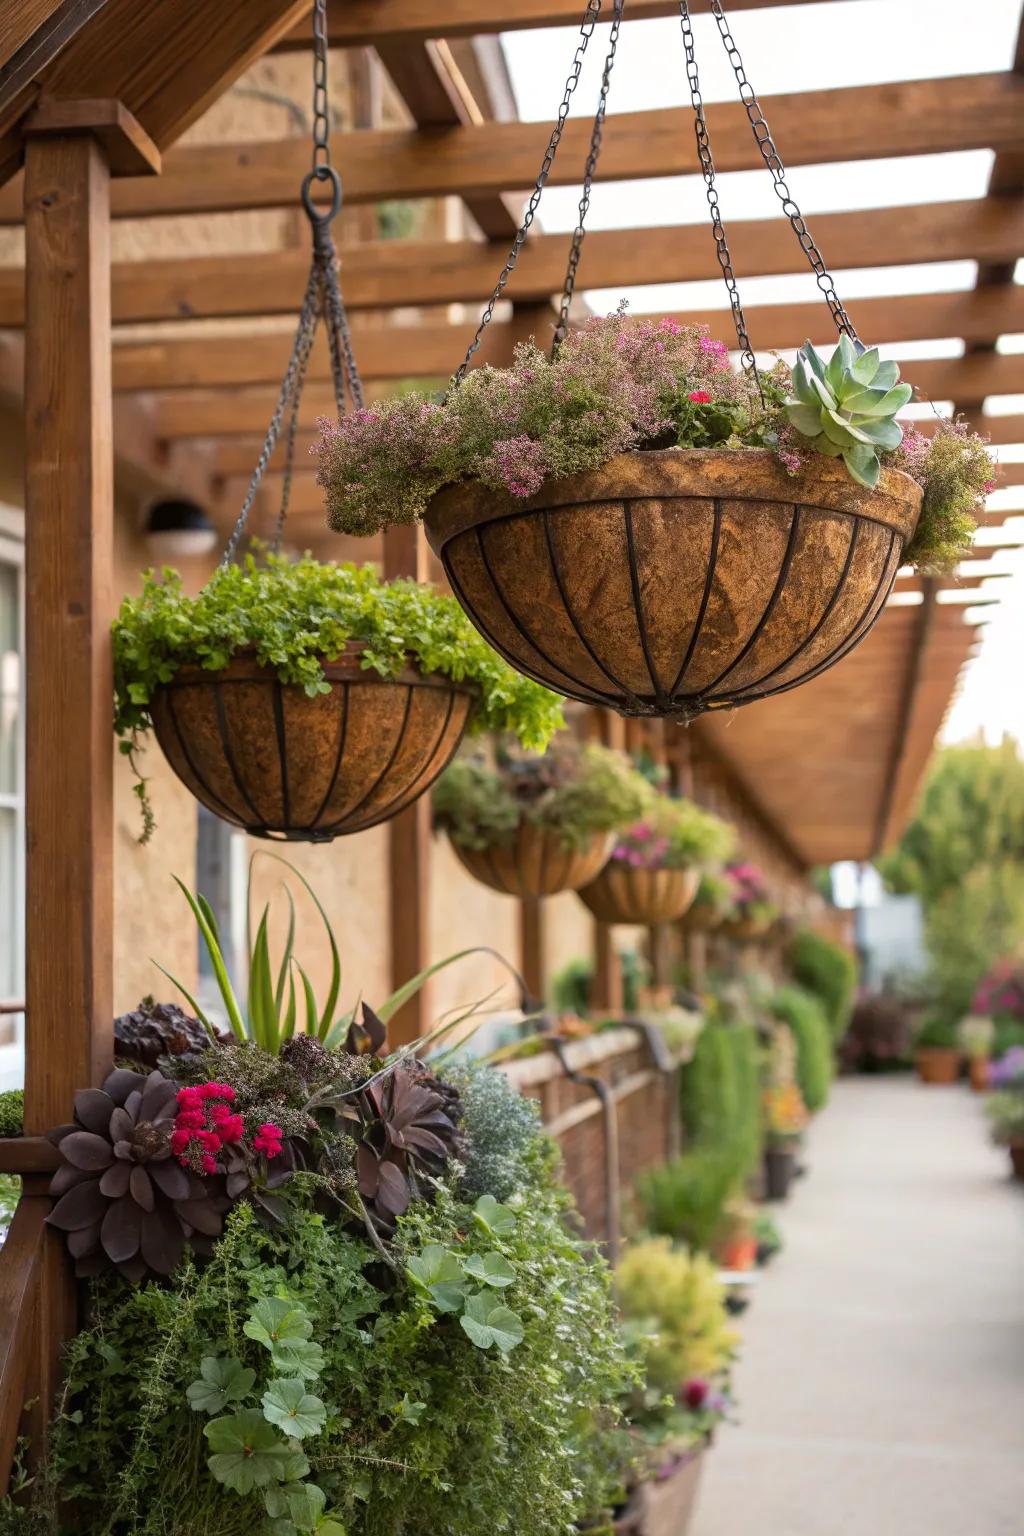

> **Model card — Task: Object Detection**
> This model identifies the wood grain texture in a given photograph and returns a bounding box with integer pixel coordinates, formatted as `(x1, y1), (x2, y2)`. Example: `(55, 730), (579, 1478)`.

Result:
(450, 824), (615, 898)
(424, 450), (922, 722)
(24, 129), (113, 1131)
(24, 96), (160, 175)
(150, 648), (472, 840)
(0, 73), (1015, 220)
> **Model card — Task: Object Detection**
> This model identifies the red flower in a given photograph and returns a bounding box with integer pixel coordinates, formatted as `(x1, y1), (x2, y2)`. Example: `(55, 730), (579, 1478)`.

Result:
(176, 1086), (203, 1109)
(683, 1378), (709, 1411)
(170, 1128), (191, 1157)
(253, 1122), (284, 1159)
(688, 390), (712, 404)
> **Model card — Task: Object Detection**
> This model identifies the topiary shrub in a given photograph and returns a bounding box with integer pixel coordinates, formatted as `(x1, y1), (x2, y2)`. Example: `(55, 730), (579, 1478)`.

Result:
(0, 1089), (23, 1138)
(790, 929), (858, 1043)
(770, 986), (834, 1112)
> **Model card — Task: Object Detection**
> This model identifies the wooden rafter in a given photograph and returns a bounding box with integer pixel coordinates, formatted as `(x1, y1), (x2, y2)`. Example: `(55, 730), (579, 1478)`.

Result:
(1, 72), (1019, 220)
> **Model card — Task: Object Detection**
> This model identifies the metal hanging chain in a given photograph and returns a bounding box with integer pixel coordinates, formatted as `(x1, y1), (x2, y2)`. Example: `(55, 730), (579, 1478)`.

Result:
(222, 0), (363, 564)
(450, 0), (604, 389)
(551, 0), (625, 352)
(678, 0), (761, 396)
(707, 0), (859, 342)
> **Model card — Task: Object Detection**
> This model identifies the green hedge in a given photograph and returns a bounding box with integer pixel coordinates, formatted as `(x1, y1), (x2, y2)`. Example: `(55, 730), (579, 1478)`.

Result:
(771, 985), (834, 1112)
(0, 1090), (22, 1139)
(640, 1018), (761, 1250)
(790, 929), (858, 1042)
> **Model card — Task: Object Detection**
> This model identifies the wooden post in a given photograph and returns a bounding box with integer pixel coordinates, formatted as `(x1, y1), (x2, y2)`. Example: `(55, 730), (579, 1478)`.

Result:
(383, 525), (432, 1044)
(591, 710), (625, 1013)
(519, 896), (544, 1005)
(21, 101), (159, 1440)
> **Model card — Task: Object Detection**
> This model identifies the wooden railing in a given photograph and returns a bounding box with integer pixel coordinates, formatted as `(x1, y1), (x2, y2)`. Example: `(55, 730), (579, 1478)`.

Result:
(0, 1138), (64, 1494)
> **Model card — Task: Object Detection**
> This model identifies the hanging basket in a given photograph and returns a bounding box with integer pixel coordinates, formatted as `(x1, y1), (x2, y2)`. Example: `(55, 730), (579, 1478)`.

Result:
(424, 449), (921, 720)
(150, 644), (473, 841)
(578, 863), (700, 926)
(722, 913), (775, 941)
(449, 823), (613, 898)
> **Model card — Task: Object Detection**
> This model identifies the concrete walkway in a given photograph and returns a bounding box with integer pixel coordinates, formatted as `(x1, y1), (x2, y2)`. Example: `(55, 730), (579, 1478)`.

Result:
(692, 1076), (1024, 1536)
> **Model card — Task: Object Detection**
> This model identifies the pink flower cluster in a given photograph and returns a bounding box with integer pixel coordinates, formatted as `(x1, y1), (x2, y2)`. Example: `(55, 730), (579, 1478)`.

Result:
(172, 1082), (282, 1176)
(973, 960), (1024, 1020)
(725, 861), (770, 909)
(612, 820), (671, 871)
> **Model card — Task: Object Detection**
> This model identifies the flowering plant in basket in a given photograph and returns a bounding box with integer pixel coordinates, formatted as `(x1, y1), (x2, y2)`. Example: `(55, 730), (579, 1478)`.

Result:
(609, 798), (734, 874)
(315, 310), (995, 575)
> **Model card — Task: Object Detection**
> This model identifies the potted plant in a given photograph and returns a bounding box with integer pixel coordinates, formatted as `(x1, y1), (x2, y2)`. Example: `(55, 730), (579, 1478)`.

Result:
(984, 1051), (1024, 1180)
(712, 1195), (759, 1271)
(113, 553), (562, 843)
(914, 1017), (962, 1084)
(432, 737), (652, 897)
(615, 1238), (737, 1536)
(32, 913), (632, 1533)
(763, 1083), (809, 1201)
(681, 870), (736, 933)
(958, 1015), (995, 1092)
(316, 314), (994, 722)
(721, 863), (779, 940)
(578, 799), (734, 926)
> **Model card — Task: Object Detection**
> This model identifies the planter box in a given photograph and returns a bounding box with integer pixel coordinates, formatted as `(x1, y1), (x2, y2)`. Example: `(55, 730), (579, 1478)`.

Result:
(915, 1047), (961, 1085)
(639, 1447), (705, 1536)
(764, 1144), (797, 1201)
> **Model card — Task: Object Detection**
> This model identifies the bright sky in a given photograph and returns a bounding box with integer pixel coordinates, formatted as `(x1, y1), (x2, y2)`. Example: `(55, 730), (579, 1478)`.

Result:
(501, 0), (1024, 746)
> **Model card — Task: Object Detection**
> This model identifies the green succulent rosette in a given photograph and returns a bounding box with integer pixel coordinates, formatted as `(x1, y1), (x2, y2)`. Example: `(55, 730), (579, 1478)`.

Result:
(785, 335), (914, 490)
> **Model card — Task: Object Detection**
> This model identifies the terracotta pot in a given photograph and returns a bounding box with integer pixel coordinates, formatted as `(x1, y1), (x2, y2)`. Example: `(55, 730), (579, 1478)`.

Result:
(424, 448), (921, 721)
(764, 1144), (797, 1201)
(151, 646), (473, 840)
(915, 1047), (961, 1085)
(640, 1447), (705, 1536)
(969, 1057), (990, 1092)
(719, 1233), (757, 1271)
(450, 823), (613, 898)
(1010, 1142), (1024, 1183)
(578, 863), (700, 925)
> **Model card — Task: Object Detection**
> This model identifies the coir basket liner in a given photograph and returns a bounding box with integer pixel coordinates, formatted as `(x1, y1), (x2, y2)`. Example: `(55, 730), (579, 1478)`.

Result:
(450, 823), (613, 898)
(578, 864), (700, 926)
(151, 645), (473, 840)
(424, 448), (922, 719)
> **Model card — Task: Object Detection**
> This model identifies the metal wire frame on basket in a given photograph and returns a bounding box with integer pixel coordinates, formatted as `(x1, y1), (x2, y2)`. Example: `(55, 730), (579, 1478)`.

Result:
(221, 0), (363, 567)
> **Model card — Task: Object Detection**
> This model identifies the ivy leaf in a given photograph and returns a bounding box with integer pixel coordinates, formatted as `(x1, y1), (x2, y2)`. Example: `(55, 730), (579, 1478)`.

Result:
(186, 1356), (256, 1414)
(244, 1298), (313, 1350)
(463, 1252), (516, 1289)
(262, 1379), (327, 1440)
(204, 1410), (309, 1495)
(264, 1480), (327, 1531)
(406, 1244), (467, 1312)
(472, 1194), (516, 1237)
(270, 1338), (326, 1382)
(459, 1293), (525, 1355)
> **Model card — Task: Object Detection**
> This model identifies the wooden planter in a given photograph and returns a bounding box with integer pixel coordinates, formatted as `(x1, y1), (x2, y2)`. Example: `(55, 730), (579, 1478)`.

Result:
(578, 863), (700, 925)
(639, 1448), (705, 1536)
(915, 1047), (961, 1085)
(450, 823), (613, 898)
(151, 646), (473, 840)
(424, 449), (921, 720)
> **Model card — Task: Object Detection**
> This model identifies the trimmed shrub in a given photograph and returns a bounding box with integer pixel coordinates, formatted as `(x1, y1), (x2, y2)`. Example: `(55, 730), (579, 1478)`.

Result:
(771, 986), (833, 1112)
(790, 929), (858, 1042)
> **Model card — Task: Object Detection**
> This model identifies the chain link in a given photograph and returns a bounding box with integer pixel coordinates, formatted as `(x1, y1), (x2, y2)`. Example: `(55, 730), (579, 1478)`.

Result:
(552, 0), (625, 351)
(707, 0), (858, 342)
(311, 0), (332, 174)
(450, 0), (603, 389)
(678, 0), (761, 395)
(222, 0), (362, 564)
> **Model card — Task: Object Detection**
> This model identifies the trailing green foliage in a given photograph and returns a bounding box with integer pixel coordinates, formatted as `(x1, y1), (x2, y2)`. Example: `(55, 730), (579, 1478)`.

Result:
(0, 1090), (22, 1138)
(113, 555), (563, 838)
(433, 739), (652, 854)
(769, 987), (833, 1113)
(790, 930), (857, 1043)
(10, 1140), (628, 1536)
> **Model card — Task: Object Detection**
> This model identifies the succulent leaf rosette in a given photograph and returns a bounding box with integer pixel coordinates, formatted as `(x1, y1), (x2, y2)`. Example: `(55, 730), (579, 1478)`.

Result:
(785, 336), (913, 490)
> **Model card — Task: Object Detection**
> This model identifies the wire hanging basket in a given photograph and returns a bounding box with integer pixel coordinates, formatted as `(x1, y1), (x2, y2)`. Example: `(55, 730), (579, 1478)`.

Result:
(149, 1), (473, 840)
(421, 0), (922, 722)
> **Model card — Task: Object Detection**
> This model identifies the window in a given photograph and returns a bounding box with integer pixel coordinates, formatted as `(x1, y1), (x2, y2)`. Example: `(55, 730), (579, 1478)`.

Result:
(0, 507), (24, 1089)
(195, 804), (248, 1024)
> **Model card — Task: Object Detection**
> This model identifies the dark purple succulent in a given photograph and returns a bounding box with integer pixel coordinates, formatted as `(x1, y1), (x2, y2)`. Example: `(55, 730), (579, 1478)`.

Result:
(348, 1064), (461, 1228)
(113, 997), (213, 1070)
(46, 1067), (228, 1282)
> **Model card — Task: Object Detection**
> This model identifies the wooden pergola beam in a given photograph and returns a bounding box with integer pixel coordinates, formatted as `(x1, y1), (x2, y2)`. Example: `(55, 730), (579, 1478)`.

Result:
(0, 195), (1014, 327)
(103, 285), (1024, 392)
(282, 0), (864, 47)
(0, 72), (1018, 221)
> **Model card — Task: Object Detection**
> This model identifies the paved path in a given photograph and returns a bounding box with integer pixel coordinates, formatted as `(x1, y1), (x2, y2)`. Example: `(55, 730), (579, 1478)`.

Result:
(692, 1076), (1024, 1536)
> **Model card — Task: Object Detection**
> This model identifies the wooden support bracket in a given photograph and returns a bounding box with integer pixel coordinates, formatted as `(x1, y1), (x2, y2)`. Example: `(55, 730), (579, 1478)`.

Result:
(24, 97), (161, 177)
